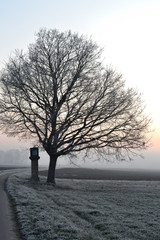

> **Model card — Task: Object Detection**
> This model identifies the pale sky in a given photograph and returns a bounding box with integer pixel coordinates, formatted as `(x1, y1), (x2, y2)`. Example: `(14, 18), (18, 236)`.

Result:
(0, 0), (160, 168)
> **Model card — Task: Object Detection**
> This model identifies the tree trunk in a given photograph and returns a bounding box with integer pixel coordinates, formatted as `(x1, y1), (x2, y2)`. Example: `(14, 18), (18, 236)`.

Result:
(47, 155), (58, 184)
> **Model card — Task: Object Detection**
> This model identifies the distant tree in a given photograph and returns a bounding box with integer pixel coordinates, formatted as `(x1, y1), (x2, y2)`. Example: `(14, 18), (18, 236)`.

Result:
(0, 29), (150, 184)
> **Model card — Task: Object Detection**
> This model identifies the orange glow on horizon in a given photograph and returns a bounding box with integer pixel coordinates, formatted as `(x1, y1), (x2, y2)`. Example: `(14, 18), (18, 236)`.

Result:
(149, 132), (160, 151)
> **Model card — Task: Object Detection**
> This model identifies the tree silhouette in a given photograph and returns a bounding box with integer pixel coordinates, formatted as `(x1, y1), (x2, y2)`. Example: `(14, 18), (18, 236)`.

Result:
(0, 29), (150, 183)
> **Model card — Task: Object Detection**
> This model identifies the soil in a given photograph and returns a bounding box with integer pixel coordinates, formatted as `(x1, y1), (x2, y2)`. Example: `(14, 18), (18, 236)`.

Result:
(40, 168), (160, 181)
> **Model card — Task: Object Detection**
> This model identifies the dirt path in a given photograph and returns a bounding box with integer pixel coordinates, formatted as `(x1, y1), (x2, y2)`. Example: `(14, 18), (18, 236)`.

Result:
(0, 173), (22, 240)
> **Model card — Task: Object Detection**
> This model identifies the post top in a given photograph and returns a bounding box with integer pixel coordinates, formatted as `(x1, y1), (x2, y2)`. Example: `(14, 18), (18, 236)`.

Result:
(30, 147), (40, 160)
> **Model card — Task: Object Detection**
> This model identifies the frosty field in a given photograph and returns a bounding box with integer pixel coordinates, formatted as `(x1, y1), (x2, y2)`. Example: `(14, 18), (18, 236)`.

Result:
(6, 173), (160, 240)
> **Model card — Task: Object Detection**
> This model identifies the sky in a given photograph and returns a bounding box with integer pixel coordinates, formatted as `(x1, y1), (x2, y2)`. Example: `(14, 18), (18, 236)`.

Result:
(0, 0), (160, 169)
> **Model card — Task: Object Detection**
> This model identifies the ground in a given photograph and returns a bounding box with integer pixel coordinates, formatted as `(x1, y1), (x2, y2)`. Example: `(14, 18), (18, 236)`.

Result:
(41, 167), (160, 181)
(6, 168), (160, 240)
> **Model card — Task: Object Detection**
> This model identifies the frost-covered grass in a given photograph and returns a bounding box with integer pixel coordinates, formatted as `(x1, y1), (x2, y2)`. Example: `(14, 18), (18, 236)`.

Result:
(6, 173), (160, 240)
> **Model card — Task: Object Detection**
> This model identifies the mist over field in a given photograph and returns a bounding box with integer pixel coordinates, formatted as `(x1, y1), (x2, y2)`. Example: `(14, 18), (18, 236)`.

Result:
(0, 146), (159, 171)
(0, 149), (29, 166)
(39, 150), (160, 171)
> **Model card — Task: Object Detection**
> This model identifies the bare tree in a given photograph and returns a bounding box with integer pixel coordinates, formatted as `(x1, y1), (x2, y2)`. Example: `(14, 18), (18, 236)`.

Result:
(0, 29), (150, 183)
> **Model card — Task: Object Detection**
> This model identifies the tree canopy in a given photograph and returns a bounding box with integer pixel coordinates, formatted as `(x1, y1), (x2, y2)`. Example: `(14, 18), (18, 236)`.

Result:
(0, 29), (151, 183)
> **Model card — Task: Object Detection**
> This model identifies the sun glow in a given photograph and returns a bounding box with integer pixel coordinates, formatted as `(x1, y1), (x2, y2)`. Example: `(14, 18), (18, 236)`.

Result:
(91, 1), (160, 152)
